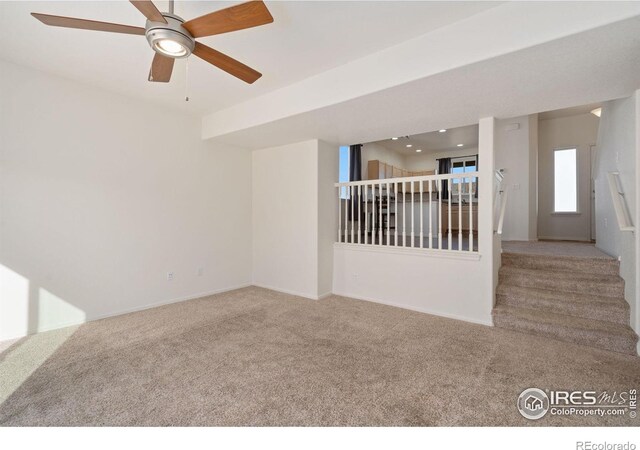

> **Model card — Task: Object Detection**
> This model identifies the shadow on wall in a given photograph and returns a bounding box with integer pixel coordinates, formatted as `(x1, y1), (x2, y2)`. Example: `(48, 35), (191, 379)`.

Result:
(0, 263), (84, 405)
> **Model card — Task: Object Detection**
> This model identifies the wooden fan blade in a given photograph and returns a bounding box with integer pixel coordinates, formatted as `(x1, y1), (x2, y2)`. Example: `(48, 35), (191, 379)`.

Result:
(193, 42), (261, 84)
(183, 0), (273, 38)
(31, 13), (145, 35)
(148, 53), (174, 82)
(129, 0), (167, 24)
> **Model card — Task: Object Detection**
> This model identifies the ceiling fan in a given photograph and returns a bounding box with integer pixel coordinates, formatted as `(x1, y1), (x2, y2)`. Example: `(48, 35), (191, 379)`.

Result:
(31, 0), (274, 84)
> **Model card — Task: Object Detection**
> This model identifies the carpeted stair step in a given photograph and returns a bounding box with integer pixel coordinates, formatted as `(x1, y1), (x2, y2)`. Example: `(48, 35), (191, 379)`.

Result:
(499, 266), (624, 298)
(496, 284), (630, 325)
(501, 252), (619, 276)
(492, 305), (638, 355)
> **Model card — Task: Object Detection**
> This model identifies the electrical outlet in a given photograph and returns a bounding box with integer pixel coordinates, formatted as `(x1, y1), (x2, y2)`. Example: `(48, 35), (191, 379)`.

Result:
(197, 267), (204, 277)
(167, 272), (174, 281)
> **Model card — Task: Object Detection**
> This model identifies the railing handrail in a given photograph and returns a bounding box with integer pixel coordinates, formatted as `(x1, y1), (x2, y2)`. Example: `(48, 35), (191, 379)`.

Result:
(334, 171), (479, 187)
(607, 171), (634, 232)
(496, 189), (508, 235)
(493, 169), (506, 234)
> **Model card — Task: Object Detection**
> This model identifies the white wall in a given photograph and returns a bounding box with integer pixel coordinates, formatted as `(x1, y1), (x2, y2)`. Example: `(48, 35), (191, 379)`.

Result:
(318, 140), (338, 297)
(333, 248), (491, 325)
(0, 60), (253, 341)
(404, 147), (477, 173)
(361, 142), (406, 179)
(252, 139), (336, 299)
(538, 113), (599, 241)
(252, 140), (318, 298)
(202, 2), (640, 141)
(362, 143), (476, 177)
(594, 93), (638, 344)
(494, 116), (537, 241)
(333, 118), (496, 326)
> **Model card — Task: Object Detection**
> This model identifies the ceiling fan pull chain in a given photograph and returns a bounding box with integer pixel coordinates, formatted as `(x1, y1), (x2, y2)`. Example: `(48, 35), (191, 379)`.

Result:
(185, 58), (190, 102)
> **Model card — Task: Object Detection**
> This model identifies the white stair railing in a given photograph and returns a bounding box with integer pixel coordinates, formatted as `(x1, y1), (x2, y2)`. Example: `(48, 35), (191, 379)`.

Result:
(336, 172), (478, 252)
(607, 171), (634, 232)
(494, 169), (507, 235)
(496, 190), (508, 236)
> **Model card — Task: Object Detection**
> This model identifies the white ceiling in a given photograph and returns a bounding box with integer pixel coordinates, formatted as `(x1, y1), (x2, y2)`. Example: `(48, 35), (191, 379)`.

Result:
(538, 102), (602, 120)
(0, 1), (501, 114)
(373, 124), (479, 155)
(211, 16), (640, 149)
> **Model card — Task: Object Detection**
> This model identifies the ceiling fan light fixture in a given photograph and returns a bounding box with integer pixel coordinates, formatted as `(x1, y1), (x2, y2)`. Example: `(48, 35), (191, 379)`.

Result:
(146, 13), (195, 59)
(155, 38), (188, 57)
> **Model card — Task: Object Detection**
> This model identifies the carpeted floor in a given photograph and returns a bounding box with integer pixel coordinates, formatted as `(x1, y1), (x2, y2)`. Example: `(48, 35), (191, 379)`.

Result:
(0, 286), (638, 426)
(502, 240), (612, 258)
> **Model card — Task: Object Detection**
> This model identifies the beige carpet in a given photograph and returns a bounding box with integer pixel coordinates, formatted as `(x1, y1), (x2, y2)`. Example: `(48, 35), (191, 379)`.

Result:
(502, 240), (612, 258)
(0, 286), (639, 426)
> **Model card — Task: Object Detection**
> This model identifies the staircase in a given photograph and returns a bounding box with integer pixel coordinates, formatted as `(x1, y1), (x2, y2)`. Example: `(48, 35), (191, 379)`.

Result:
(492, 251), (638, 355)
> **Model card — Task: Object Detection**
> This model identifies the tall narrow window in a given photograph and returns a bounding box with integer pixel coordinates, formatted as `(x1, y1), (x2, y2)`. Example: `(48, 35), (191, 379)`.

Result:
(339, 146), (350, 199)
(450, 156), (477, 193)
(554, 148), (577, 212)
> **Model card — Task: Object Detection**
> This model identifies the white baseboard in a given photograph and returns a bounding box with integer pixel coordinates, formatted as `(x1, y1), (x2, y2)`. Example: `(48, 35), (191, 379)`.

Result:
(537, 236), (591, 242)
(332, 290), (494, 327)
(91, 283), (253, 323)
(3, 284), (497, 344)
(251, 283), (320, 300)
(2, 283), (253, 341)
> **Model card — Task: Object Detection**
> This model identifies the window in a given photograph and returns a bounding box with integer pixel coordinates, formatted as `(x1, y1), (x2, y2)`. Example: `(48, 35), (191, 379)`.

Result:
(554, 148), (578, 213)
(339, 146), (350, 199)
(451, 156), (477, 193)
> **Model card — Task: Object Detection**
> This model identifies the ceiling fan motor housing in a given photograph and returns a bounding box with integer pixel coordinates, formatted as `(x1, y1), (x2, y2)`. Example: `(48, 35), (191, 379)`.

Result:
(145, 13), (195, 58)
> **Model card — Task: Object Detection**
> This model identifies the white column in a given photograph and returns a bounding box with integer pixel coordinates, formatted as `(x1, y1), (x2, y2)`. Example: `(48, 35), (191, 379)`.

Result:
(479, 116), (497, 320)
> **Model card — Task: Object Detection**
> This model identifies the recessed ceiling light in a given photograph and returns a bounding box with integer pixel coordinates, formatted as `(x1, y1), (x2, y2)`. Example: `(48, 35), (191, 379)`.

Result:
(457, 144), (464, 147)
(406, 144), (412, 148)
(591, 108), (602, 117)
(439, 129), (447, 133)
(416, 149), (422, 153)
(391, 137), (399, 140)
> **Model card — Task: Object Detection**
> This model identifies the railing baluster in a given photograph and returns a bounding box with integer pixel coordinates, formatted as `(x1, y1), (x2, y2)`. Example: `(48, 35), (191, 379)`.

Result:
(458, 177), (462, 251)
(438, 179), (442, 249)
(364, 183), (368, 245)
(420, 180), (424, 249)
(371, 183), (375, 245)
(469, 178), (474, 252)
(394, 182), (398, 247)
(386, 181), (390, 246)
(338, 186), (341, 243)
(448, 179), (452, 251)
(379, 181), (383, 245)
(350, 186), (355, 243)
(410, 180), (415, 248)
(344, 185), (348, 243)
(403, 182), (407, 247)
(358, 185), (362, 244)
(428, 179), (433, 249)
